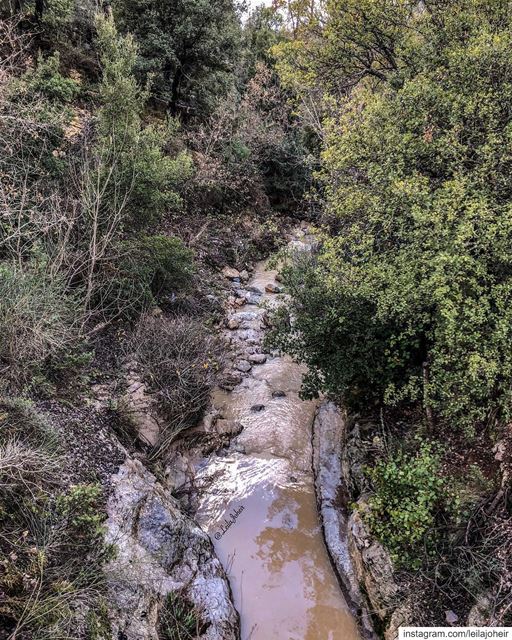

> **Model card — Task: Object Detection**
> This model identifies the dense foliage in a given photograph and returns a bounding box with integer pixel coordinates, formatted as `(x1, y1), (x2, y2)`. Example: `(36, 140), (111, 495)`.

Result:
(0, 2), (305, 636)
(273, 0), (512, 433)
(111, 0), (242, 115)
(364, 442), (452, 568)
(3, 0), (510, 632)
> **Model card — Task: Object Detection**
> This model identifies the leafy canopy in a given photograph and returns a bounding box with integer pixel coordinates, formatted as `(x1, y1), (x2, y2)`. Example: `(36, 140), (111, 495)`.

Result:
(271, 0), (512, 433)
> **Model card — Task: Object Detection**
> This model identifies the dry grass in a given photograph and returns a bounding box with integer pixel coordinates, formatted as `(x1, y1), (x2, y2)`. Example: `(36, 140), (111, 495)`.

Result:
(129, 314), (224, 456)
(0, 398), (111, 640)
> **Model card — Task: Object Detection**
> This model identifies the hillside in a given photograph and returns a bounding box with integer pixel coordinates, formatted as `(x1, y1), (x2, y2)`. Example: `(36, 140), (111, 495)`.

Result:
(0, 1), (510, 639)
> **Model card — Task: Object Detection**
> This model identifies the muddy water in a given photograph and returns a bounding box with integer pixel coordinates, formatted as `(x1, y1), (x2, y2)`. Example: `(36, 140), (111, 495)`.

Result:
(194, 233), (359, 640)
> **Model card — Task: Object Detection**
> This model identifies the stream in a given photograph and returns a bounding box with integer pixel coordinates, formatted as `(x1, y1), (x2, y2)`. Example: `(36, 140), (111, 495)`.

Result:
(193, 230), (360, 640)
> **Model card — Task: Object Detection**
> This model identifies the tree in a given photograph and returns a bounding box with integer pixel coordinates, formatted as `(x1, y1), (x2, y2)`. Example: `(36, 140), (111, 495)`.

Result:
(271, 0), (512, 433)
(111, 0), (242, 116)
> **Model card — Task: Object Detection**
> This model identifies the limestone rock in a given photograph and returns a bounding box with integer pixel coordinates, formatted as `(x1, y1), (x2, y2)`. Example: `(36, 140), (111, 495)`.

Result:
(215, 420), (243, 437)
(493, 440), (506, 462)
(385, 598), (416, 640)
(226, 317), (240, 330)
(245, 293), (262, 305)
(218, 371), (243, 391)
(122, 373), (160, 447)
(467, 593), (494, 626)
(245, 285), (263, 294)
(361, 541), (398, 618)
(235, 360), (252, 373)
(105, 459), (239, 640)
(248, 353), (267, 364)
(313, 402), (378, 639)
(232, 311), (258, 322)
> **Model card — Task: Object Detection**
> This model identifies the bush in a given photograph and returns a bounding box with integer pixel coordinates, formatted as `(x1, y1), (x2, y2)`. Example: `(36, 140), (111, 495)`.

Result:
(271, 2), (512, 433)
(94, 235), (195, 319)
(364, 441), (453, 569)
(0, 401), (110, 639)
(0, 262), (82, 388)
(130, 315), (223, 453)
(126, 125), (194, 228)
(95, 15), (193, 229)
(26, 51), (79, 102)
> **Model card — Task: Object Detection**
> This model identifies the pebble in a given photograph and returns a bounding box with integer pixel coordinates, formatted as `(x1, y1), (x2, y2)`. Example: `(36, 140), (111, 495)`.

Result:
(246, 294), (262, 305)
(445, 611), (459, 625)
(250, 404), (265, 412)
(226, 318), (240, 330)
(246, 286), (263, 294)
(249, 353), (267, 364)
(235, 360), (252, 373)
(222, 266), (240, 280)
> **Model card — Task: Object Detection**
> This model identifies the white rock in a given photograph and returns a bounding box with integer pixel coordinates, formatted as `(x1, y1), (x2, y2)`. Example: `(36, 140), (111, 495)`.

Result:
(445, 610), (459, 625)
(249, 353), (267, 364)
(105, 459), (239, 640)
(235, 360), (252, 373)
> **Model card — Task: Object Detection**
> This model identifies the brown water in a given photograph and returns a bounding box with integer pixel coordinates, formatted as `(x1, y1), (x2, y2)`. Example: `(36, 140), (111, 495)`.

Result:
(195, 234), (359, 640)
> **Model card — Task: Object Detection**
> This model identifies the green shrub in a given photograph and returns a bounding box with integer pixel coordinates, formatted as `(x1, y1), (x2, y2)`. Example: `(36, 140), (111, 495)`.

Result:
(56, 483), (105, 540)
(0, 262), (82, 388)
(95, 15), (193, 229)
(94, 235), (195, 319)
(270, 2), (512, 433)
(159, 592), (199, 640)
(0, 396), (52, 440)
(111, 0), (241, 115)
(126, 126), (194, 228)
(364, 442), (453, 569)
(0, 402), (109, 639)
(27, 52), (79, 102)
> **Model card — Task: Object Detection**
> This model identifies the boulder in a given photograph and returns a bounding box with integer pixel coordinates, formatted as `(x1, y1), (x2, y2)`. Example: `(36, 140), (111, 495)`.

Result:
(218, 371), (243, 391)
(246, 285), (263, 294)
(105, 459), (239, 640)
(265, 283), (282, 294)
(232, 311), (258, 322)
(245, 293), (262, 305)
(222, 266), (240, 280)
(235, 360), (252, 373)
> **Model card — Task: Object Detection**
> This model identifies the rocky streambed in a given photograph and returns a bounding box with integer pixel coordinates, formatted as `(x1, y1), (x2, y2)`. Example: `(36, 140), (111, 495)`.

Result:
(187, 229), (363, 640)
(103, 227), (372, 640)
